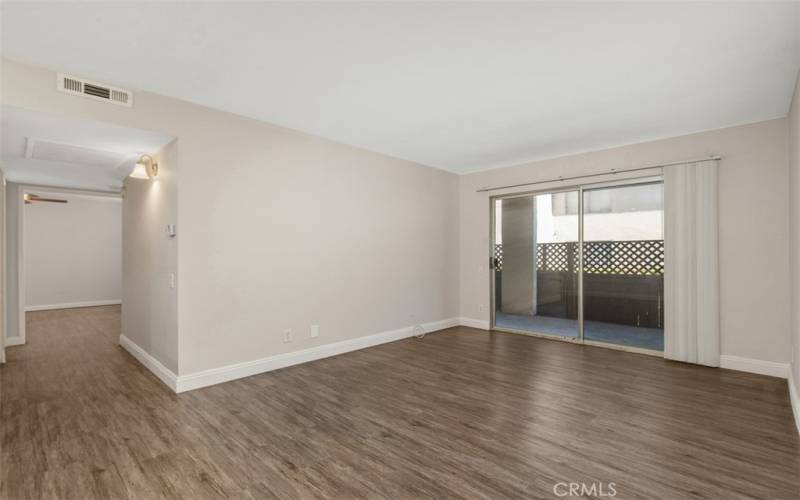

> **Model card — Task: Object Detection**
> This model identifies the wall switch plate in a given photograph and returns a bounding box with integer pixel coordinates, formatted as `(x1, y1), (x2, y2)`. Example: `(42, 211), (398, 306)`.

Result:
(478, 304), (485, 313)
(311, 324), (319, 338)
(169, 273), (176, 289)
(283, 329), (292, 343)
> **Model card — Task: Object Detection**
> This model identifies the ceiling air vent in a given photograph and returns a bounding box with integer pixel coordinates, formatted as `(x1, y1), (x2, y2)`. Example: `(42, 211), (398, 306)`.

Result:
(57, 73), (133, 107)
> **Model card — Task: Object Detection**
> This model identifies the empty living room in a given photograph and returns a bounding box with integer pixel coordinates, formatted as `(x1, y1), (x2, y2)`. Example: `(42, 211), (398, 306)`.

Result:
(1, 2), (800, 499)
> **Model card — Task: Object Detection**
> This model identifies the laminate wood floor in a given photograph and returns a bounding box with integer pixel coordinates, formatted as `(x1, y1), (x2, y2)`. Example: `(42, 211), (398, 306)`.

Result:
(1, 306), (799, 499)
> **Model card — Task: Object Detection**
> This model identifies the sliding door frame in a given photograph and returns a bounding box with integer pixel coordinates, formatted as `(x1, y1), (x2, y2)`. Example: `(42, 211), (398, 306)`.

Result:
(489, 175), (663, 357)
(490, 186), (583, 344)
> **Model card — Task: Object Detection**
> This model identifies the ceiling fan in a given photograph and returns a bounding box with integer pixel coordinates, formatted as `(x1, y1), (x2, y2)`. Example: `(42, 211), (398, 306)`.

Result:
(24, 193), (68, 204)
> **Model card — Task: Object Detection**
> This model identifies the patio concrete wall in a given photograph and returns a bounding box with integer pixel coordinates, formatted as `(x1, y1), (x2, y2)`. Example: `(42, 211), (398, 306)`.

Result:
(499, 197), (535, 315)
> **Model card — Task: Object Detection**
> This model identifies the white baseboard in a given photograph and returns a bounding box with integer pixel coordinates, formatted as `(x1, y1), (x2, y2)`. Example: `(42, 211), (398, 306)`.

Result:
(458, 317), (490, 330)
(26, 300), (121, 312)
(119, 334), (178, 392)
(5, 336), (24, 347)
(789, 369), (800, 437)
(720, 354), (789, 379)
(175, 317), (460, 393)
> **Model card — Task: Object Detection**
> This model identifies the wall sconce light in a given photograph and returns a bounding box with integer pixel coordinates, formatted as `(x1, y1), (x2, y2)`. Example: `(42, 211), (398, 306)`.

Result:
(130, 154), (159, 179)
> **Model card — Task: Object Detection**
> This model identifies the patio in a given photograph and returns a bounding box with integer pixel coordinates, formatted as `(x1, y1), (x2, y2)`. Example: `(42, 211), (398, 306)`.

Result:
(494, 240), (665, 352)
(494, 312), (664, 351)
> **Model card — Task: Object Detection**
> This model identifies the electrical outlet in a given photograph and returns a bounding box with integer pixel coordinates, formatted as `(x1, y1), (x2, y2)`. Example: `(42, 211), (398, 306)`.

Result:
(283, 329), (292, 343)
(169, 273), (176, 289)
(478, 304), (485, 313)
(311, 324), (319, 338)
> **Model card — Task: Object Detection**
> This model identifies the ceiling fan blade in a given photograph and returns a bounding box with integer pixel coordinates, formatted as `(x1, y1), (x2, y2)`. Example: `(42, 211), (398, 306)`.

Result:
(25, 194), (68, 204)
(32, 198), (68, 203)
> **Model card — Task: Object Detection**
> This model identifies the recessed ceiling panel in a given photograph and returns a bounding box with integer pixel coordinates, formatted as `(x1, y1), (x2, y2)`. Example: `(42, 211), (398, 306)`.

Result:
(27, 139), (132, 169)
(1, 105), (174, 191)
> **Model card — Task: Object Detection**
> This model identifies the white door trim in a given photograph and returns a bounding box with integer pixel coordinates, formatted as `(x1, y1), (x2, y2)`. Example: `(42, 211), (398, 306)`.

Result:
(16, 186), (25, 345)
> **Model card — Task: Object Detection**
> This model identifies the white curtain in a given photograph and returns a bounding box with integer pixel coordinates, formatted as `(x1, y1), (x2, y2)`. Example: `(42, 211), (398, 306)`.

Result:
(663, 159), (720, 366)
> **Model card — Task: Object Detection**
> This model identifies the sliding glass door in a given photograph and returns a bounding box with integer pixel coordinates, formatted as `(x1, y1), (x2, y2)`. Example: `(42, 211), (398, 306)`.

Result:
(491, 179), (664, 353)
(493, 192), (579, 340)
(582, 182), (664, 351)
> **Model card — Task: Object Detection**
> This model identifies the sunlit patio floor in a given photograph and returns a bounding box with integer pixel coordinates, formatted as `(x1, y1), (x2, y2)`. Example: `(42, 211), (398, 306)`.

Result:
(494, 312), (664, 351)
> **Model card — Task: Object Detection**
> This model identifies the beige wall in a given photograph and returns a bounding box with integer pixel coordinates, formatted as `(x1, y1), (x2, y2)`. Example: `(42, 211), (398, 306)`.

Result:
(122, 140), (178, 372)
(0, 170), (4, 362)
(460, 119), (791, 364)
(25, 192), (121, 310)
(176, 116), (459, 375)
(0, 58), (460, 375)
(789, 74), (800, 390)
(4, 183), (21, 345)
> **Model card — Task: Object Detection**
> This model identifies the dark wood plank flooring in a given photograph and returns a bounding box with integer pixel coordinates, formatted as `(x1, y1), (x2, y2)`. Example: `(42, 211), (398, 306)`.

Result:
(1, 306), (798, 499)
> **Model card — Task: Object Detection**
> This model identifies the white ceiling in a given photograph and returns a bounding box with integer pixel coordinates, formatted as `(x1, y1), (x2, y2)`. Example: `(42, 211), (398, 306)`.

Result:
(2, 2), (799, 173)
(1, 106), (174, 191)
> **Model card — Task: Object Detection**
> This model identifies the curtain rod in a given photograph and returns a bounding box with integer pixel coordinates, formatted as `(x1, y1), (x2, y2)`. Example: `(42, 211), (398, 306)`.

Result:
(474, 155), (721, 193)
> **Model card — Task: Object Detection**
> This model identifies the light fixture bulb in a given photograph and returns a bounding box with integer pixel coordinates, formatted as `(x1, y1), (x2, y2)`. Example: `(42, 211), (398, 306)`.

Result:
(129, 154), (158, 179)
(129, 163), (150, 179)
